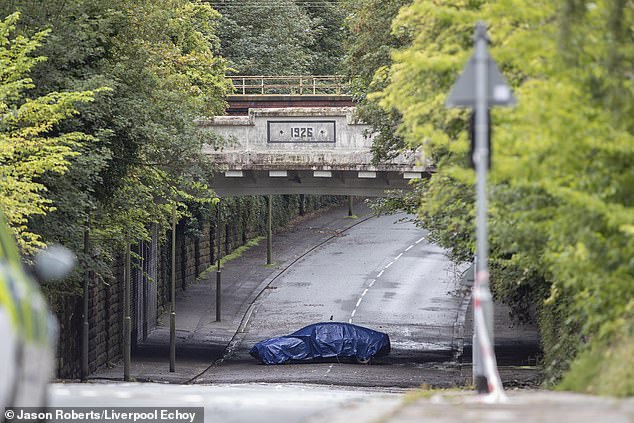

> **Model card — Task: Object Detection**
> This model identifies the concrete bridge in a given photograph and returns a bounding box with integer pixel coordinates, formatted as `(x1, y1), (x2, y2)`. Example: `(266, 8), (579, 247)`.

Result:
(201, 76), (430, 196)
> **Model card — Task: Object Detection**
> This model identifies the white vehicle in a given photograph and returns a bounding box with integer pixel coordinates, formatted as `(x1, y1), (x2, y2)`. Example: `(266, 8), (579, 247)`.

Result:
(0, 211), (73, 412)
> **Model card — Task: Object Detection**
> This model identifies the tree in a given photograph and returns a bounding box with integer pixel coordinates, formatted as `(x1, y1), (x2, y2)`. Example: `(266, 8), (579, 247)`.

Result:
(303, 0), (347, 74)
(214, 0), (315, 75)
(342, 0), (412, 164)
(373, 0), (634, 395)
(0, 12), (97, 254)
(1, 0), (230, 281)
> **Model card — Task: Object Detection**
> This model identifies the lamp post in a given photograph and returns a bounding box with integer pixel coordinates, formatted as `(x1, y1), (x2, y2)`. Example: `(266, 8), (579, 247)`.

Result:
(81, 213), (90, 381)
(123, 239), (131, 381)
(170, 203), (177, 372)
(216, 199), (222, 322)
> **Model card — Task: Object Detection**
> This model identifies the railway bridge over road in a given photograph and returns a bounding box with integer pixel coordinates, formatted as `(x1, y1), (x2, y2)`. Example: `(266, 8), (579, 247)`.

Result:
(200, 76), (431, 197)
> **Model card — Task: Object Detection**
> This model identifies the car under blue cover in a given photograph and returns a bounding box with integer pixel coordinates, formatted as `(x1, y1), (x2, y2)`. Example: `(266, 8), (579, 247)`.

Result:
(249, 322), (391, 365)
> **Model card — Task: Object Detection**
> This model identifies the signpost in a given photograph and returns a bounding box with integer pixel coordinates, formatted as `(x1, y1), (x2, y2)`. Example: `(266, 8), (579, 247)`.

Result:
(446, 22), (515, 400)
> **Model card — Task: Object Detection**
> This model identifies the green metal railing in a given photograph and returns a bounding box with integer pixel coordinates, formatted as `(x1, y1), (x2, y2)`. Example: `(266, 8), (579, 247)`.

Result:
(229, 75), (350, 95)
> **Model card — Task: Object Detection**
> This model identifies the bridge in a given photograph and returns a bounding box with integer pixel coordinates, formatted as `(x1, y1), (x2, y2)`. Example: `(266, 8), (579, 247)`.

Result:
(201, 76), (430, 196)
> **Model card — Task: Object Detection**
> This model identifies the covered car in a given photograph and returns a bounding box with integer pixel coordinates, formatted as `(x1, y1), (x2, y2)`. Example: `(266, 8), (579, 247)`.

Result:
(250, 322), (390, 365)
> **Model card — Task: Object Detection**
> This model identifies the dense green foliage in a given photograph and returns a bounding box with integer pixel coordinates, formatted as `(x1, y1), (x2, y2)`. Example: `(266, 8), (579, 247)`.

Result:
(214, 0), (346, 75)
(369, 0), (633, 395)
(342, 0), (412, 163)
(0, 12), (98, 254)
(0, 0), (230, 284)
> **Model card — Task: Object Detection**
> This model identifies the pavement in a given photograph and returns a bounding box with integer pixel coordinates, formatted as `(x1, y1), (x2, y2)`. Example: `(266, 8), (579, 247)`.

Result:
(80, 201), (634, 423)
(91, 200), (378, 383)
(309, 390), (634, 423)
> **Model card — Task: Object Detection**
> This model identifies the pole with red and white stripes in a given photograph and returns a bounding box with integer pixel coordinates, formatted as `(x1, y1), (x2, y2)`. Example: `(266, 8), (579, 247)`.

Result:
(473, 22), (505, 401)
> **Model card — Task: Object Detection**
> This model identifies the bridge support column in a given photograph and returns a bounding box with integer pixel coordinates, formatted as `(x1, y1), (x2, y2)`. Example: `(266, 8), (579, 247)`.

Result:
(348, 196), (354, 217)
(267, 195), (273, 265)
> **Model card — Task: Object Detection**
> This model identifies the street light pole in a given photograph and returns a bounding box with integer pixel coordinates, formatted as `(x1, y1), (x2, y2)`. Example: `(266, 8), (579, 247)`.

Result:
(81, 214), (90, 381)
(267, 195), (273, 265)
(170, 203), (176, 372)
(123, 239), (131, 381)
(216, 200), (222, 322)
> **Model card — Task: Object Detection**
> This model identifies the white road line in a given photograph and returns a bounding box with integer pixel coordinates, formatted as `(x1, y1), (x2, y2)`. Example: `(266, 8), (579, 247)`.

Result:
(325, 364), (334, 375)
(362, 289), (368, 297)
(356, 298), (362, 308)
(385, 261), (394, 269)
(115, 391), (132, 399)
(395, 253), (403, 260)
(415, 236), (425, 244)
(80, 390), (98, 397)
(351, 309), (357, 317)
(348, 318), (352, 323)
(405, 245), (414, 251)
(377, 270), (384, 278)
(369, 279), (376, 287)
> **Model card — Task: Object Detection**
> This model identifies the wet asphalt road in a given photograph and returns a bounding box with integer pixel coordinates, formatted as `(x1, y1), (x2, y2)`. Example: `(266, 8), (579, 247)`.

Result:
(49, 382), (400, 423)
(197, 213), (471, 388)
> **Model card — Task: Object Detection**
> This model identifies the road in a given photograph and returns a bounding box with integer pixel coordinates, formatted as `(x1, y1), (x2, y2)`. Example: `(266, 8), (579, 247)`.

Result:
(49, 382), (400, 423)
(196, 212), (470, 387)
(43, 208), (612, 423)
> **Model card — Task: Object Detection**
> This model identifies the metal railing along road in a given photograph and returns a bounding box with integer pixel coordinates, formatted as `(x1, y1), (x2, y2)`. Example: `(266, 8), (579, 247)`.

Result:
(229, 75), (351, 95)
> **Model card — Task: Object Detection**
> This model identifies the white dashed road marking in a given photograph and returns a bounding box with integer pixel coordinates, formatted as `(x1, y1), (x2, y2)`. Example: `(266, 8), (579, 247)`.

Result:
(350, 235), (425, 324)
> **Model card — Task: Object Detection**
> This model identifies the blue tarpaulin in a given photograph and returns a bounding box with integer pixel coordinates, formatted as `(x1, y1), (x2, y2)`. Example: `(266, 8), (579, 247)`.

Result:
(250, 322), (391, 365)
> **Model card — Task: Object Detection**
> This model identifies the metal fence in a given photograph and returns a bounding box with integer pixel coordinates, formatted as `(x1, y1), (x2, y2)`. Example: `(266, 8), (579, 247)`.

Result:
(229, 75), (350, 95)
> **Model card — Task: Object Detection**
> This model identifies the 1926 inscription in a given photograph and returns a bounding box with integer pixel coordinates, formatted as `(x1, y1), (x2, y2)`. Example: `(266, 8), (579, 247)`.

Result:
(268, 120), (336, 143)
(291, 127), (314, 138)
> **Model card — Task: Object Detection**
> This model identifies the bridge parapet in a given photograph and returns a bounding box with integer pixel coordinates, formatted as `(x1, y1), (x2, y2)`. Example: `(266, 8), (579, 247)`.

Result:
(201, 107), (425, 171)
(200, 106), (430, 196)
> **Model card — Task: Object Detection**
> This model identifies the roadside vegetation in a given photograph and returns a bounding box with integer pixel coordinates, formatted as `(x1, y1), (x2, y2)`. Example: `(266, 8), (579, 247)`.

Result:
(345, 0), (633, 396)
(1, 0), (631, 395)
